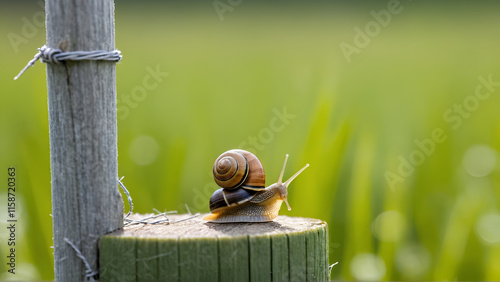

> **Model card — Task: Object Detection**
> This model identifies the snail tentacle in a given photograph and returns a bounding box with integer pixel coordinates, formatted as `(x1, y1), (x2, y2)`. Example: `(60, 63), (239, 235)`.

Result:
(278, 154), (289, 185)
(284, 164), (309, 187)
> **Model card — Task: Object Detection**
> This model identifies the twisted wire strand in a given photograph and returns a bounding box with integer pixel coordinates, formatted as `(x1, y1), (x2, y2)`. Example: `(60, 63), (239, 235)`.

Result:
(14, 45), (122, 80)
(63, 238), (99, 281)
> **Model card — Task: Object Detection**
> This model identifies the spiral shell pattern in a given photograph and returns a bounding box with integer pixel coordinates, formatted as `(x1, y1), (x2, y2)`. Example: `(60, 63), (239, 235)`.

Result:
(212, 149), (265, 191)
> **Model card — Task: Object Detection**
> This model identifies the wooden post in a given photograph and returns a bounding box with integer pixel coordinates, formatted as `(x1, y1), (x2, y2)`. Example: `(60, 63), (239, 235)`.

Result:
(45, 0), (123, 281)
(99, 214), (329, 282)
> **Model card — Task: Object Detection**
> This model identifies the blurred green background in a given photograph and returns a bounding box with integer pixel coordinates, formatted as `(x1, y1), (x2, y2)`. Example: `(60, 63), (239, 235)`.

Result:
(2, 0), (500, 280)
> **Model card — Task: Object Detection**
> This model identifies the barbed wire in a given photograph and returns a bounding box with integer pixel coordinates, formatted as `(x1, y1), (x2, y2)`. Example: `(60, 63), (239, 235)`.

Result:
(14, 45), (122, 80)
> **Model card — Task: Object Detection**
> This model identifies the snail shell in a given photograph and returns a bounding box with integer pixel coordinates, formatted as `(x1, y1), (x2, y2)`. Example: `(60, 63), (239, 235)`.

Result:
(212, 149), (265, 191)
(209, 149), (265, 212)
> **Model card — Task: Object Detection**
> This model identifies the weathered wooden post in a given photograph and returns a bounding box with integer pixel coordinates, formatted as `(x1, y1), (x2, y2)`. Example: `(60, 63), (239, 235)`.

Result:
(99, 215), (329, 281)
(45, 0), (123, 280)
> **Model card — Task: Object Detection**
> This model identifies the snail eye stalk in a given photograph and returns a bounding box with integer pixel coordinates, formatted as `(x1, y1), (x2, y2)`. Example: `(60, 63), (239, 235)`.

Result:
(277, 154), (289, 185)
(284, 164), (309, 187)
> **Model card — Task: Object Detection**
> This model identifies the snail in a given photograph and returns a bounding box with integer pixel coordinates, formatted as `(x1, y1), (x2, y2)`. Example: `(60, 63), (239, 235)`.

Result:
(203, 149), (309, 223)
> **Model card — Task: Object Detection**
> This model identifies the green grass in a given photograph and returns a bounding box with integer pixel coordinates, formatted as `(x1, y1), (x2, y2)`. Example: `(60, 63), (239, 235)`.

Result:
(2, 1), (500, 280)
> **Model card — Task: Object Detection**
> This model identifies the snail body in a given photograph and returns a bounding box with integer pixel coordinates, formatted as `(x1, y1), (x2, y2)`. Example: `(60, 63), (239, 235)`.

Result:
(203, 149), (309, 223)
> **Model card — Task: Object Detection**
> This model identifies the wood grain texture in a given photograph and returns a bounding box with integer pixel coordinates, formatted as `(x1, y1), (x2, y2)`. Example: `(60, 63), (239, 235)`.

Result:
(45, 0), (123, 281)
(99, 214), (329, 282)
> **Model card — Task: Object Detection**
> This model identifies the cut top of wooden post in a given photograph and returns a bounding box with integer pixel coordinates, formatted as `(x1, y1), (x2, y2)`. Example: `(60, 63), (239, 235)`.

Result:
(100, 214), (329, 282)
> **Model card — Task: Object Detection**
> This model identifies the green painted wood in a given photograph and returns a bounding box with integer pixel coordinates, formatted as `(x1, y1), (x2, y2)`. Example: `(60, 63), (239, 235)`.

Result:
(305, 229), (317, 280)
(198, 238), (219, 281)
(99, 235), (136, 282)
(157, 238), (179, 281)
(271, 234), (289, 281)
(289, 232), (307, 281)
(177, 239), (199, 281)
(218, 236), (249, 282)
(136, 238), (158, 282)
(100, 214), (328, 282)
(177, 238), (198, 281)
(249, 235), (272, 281)
(181, 238), (219, 282)
(318, 226), (329, 280)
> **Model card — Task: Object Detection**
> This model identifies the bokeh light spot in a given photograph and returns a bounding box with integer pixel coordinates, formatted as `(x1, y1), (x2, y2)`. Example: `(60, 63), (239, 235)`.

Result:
(129, 135), (160, 166)
(350, 253), (386, 281)
(475, 213), (500, 244)
(372, 210), (406, 242)
(395, 244), (431, 279)
(462, 145), (497, 177)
